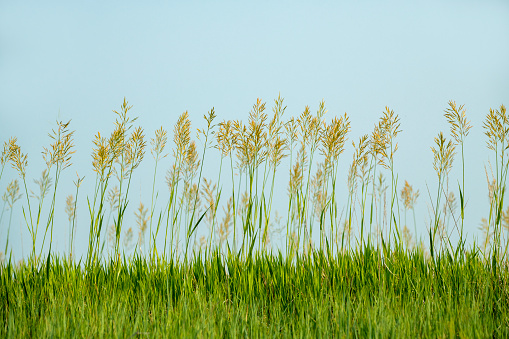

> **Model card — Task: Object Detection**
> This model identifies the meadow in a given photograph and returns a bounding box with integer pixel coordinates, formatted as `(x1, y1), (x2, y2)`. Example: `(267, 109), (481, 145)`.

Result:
(1, 97), (508, 337)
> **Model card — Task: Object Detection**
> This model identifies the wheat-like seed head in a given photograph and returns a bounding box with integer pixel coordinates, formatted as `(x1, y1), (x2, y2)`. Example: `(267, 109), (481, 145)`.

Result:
(402, 225), (414, 250)
(65, 195), (75, 222)
(443, 191), (457, 218)
(246, 98), (268, 168)
(183, 182), (200, 213)
(92, 132), (112, 177)
(288, 160), (303, 197)
(113, 97), (137, 129)
(123, 227), (134, 251)
(1, 138), (16, 167)
(269, 94), (286, 136)
(284, 117), (299, 149)
(200, 178), (217, 227)
(444, 101), (472, 145)
(8, 138), (28, 178)
(484, 105), (508, 152)
(400, 181), (419, 210)
(43, 120), (75, 170)
(197, 108), (218, 147)
(267, 95), (288, 169)
(2, 179), (22, 209)
(165, 163), (179, 192)
(107, 185), (120, 210)
(124, 126), (146, 175)
(218, 196), (233, 245)
(376, 107), (401, 169)
(320, 113), (350, 171)
(31, 169), (53, 201)
(216, 120), (236, 157)
(151, 127), (168, 160)
(183, 141), (200, 181)
(311, 162), (327, 218)
(431, 132), (456, 179)
(298, 106), (312, 145)
(135, 202), (150, 246)
(174, 111), (192, 160)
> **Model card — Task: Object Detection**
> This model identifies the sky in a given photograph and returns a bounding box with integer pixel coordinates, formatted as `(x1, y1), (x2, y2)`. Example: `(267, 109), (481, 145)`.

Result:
(1, 0), (508, 261)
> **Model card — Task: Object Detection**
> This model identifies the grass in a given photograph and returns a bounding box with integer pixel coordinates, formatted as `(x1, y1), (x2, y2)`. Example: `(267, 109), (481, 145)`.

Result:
(1, 248), (508, 337)
(1, 97), (509, 337)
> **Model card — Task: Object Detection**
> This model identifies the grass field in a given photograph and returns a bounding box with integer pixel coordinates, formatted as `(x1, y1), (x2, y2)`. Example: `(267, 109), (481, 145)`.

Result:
(1, 97), (508, 337)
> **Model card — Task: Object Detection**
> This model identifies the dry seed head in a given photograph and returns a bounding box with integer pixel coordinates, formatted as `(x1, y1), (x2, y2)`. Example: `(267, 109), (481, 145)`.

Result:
(288, 160), (303, 197)
(135, 202), (150, 246)
(8, 139), (28, 178)
(402, 225), (414, 250)
(183, 141), (200, 180)
(1, 138), (16, 167)
(31, 169), (52, 201)
(431, 132), (456, 179)
(200, 178), (217, 226)
(174, 111), (191, 160)
(444, 101), (472, 145)
(113, 98), (137, 130)
(285, 117), (299, 147)
(92, 132), (111, 177)
(123, 227), (134, 251)
(216, 120), (236, 157)
(269, 136), (287, 169)
(320, 113), (351, 168)
(43, 120), (75, 170)
(443, 191), (457, 217)
(165, 163), (179, 192)
(65, 195), (75, 222)
(124, 126), (146, 174)
(107, 185), (120, 210)
(484, 105), (508, 151)
(400, 181), (419, 210)
(2, 179), (22, 209)
(377, 107), (401, 169)
(197, 108), (218, 145)
(298, 106), (312, 144)
(183, 182), (200, 213)
(246, 98), (268, 167)
(151, 127), (168, 160)
(269, 94), (286, 138)
(218, 196), (233, 245)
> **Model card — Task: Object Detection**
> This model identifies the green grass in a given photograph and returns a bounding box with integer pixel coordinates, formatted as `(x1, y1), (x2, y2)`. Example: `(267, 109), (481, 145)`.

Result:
(1, 248), (508, 338)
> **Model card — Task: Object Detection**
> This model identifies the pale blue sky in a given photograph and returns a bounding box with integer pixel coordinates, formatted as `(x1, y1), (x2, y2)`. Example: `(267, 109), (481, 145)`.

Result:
(1, 1), (508, 260)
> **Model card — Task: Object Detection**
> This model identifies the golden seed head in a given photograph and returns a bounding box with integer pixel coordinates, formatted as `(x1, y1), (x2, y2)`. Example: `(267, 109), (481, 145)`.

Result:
(431, 132), (456, 179)
(151, 126), (168, 160)
(200, 178), (217, 227)
(2, 179), (22, 209)
(320, 113), (350, 167)
(484, 104), (508, 152)
(31, 169), (53, 201)
(65, 194), (75, 222)
(174, 111), (192, 160)
(43, 120), (75, 170)
(444, 101), (472, 145)
(135, 202), (150, 246)
(216, 120), (236, 157)
(124, 126), (146, 174)
(8, 138), (28, 178)
(400, 180), (419, 210)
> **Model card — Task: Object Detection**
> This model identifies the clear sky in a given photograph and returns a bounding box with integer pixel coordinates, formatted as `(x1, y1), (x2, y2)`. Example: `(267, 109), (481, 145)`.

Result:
(1, 0), (508, 260)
